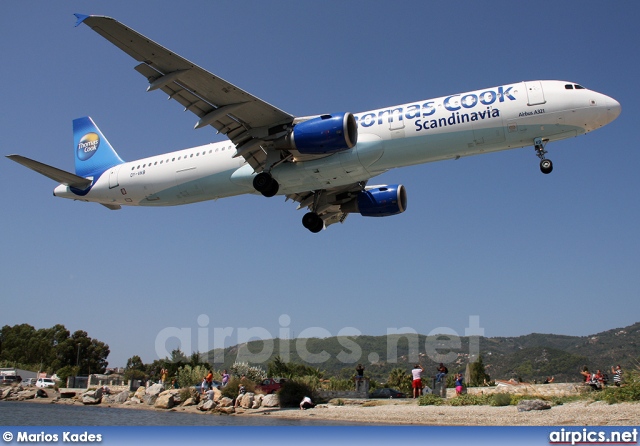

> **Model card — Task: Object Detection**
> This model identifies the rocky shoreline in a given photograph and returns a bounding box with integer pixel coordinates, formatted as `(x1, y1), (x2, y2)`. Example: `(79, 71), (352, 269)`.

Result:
(2, 385), (639, 426)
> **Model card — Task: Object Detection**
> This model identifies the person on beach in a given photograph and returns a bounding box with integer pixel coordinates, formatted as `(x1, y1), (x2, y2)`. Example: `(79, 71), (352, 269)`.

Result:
(411, 364), (424, 398)
(455, 373), (464, 396)
(234, 382), (247, 408)
(205, 370), (213, 390)
(300, 396), (315, 410)
(611, 365), (623, 387)
(200, 377), (207, 395)
(160, 368), (168, 385)
(435, 363), (448, 383)
(222, 369), (230, 387)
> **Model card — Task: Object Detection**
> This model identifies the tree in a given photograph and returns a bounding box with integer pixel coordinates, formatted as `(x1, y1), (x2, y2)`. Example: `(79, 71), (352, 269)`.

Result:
(0, 324), (108, 375)
(387, 368), (412, 394)
(125, 355), (146, 381)
(467, 355), (491, 386)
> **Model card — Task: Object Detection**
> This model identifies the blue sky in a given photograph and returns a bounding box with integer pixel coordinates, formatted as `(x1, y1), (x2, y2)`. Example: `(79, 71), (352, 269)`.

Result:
(1, 1), (638, 368)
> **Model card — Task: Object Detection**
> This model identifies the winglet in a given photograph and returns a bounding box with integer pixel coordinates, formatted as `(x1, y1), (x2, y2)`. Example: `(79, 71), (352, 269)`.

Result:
(74, 13), (90, 27)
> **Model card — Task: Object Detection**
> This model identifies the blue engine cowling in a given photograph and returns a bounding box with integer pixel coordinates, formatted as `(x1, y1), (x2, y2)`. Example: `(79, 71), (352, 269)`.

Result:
(289, 112), (358, 155)
(341, 185), (407, 217)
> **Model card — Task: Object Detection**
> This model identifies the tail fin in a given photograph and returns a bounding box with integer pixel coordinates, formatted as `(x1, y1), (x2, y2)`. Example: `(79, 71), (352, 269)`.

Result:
(73, 117), (124, 178)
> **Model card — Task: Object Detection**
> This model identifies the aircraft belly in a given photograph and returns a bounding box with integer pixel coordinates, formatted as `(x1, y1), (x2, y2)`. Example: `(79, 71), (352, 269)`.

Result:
(273, 138), (384, 192)
(141, 168), (248, 206)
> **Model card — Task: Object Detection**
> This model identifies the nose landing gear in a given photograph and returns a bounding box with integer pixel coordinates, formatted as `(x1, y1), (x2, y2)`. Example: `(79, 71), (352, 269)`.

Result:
(534, 137), (553, 174)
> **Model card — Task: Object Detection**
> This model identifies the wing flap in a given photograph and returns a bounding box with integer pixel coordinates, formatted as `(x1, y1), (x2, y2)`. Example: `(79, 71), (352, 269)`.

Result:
(286, 182), (366, 229)
(6, 155), (92, 189)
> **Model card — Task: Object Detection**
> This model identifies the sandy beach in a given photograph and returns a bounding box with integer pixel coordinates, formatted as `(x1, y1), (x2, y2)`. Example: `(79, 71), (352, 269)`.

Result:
(236, 400), (640, 426)
(9, 389), (640, 426)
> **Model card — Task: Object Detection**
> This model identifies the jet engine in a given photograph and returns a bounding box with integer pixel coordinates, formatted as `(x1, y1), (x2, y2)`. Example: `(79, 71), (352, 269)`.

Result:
(341, 185), (407, 217)
(277, 112), (358, 155)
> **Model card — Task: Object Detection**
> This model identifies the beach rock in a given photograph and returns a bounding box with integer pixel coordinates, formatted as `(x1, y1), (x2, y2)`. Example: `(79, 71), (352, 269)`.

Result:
(240, 393), (255, 409)
(517, 399), (551, 412)
(211, 387), (222, 402)
(146, 383), (164, 397)
(18, 390), (36, 401)
(115, 391), (129, 404)
(216, 406), (235, 415)
(82, 388), (103, 405)
(182, 397), (196, 407)
(82, 395), (102, 406)
(143, 394), (157, 406)
(262, 394), (279, 407)
(130, 397), (141, 404)
(199, 400), (215, 411)
(155, 394), (174, 409)
(134, 386), (146, 400)
(218, 397), (233, 407)
(1, 387), (13, 399)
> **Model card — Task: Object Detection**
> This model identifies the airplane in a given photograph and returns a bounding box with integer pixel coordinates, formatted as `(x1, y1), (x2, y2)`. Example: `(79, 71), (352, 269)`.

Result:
(7, 14), (621, 233)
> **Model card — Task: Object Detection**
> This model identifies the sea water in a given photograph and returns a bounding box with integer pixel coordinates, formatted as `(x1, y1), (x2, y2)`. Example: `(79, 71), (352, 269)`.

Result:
(0, 401), (352, 426)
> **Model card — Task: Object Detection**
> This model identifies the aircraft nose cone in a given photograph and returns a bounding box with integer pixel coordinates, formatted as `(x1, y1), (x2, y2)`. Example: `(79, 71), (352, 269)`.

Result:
(607, 97), (621, 123)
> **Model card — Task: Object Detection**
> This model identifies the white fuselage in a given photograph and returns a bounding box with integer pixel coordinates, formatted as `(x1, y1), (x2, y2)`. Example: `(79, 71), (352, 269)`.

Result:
(54, 80), (620, 207)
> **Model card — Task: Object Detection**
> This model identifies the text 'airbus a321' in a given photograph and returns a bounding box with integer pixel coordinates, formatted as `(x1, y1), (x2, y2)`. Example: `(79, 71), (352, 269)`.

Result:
(7, 14), (621, 233)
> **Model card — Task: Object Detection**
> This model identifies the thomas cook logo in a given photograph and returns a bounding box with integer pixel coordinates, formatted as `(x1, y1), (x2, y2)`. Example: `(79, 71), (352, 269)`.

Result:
(77, 132), (100, 161)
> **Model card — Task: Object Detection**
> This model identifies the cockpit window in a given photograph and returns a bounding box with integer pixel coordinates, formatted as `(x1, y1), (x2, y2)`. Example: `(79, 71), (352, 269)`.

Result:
(574, 84), (585, 89)
(565, 84), (574, 89)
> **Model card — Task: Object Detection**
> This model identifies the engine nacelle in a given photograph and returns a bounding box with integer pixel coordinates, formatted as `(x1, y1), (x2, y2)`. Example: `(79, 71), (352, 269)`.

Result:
(278, 112), (358, 155)
(341, 185), (407, 217)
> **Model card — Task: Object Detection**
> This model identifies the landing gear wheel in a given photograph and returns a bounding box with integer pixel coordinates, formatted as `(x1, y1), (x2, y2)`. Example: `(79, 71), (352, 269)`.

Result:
(540, 159), (553, 174)
(302, 212), (323, 233)
(253, 172), (279, 197)
(262, 179), (279, 197)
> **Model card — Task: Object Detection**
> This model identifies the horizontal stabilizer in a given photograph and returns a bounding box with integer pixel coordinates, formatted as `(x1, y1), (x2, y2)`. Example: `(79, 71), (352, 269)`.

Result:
(6, 154), (92, 189)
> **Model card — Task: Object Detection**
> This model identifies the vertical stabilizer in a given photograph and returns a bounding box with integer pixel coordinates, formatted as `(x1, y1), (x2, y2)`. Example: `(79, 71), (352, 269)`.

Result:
(73, 117), (124, 178)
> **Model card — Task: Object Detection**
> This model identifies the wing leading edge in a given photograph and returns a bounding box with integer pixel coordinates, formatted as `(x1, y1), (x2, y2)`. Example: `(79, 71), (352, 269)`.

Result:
(74, 14), (294, 173)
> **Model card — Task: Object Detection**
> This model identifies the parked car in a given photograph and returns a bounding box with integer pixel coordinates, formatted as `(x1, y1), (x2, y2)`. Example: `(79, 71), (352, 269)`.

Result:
(22, 378), (37, 387)
(36, 378), (56, 388)
(256, 378), (287, 394)
(0, 375), (22, 385)
(369, 388), (406, 399)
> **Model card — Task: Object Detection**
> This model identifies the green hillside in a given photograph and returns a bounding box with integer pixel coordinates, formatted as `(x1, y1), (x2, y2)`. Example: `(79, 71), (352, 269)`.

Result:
(204, 322), (640, 384)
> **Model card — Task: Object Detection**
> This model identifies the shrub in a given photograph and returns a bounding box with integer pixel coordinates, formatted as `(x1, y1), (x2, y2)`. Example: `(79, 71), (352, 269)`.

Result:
(418, 394), (444, 406)
(325, 377), (353, 391)
(221, 377), (257, 400)
(175, 365), (209, 389)
(277, 379), (314, 408)
(448, 394), (490, 406)
(229, 362), (267, 383)
(596, 383), (640, 404)
(490, 393), (512, 406)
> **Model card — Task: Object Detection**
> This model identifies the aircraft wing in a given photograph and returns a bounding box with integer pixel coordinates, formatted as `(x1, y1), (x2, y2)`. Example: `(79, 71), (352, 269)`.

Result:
(286, 181), (367, 229)
(75, 14), (295, 172)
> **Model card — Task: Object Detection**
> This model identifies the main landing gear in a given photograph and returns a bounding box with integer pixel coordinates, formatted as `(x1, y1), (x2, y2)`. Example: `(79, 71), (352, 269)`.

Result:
(302, 212), (323, 233)
(534, 137), (553, 174)
(253, 172), (279, 197)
